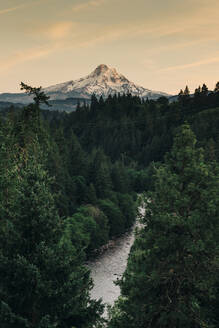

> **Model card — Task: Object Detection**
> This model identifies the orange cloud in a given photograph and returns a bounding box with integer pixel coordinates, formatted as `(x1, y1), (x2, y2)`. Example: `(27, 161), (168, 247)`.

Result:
(159, 56), (219, 72)
(0, 46), (57, 72)
(44, 22), (74, 40)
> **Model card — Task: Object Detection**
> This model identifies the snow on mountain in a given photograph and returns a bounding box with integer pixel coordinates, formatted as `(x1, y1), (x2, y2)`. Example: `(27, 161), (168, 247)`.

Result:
(44, 64), (170, 100)
(0, 64), (170, 106)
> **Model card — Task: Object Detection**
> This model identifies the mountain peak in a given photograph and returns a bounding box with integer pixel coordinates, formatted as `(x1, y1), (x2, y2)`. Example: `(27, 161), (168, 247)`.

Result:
(94, 64), (109, 75)
(42, 65), (170, 100)
(0, 65), (170, 106)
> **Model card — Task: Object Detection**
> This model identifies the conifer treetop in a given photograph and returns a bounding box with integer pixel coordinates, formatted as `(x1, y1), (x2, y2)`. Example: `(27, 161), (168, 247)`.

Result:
(20, 82), (51, 107)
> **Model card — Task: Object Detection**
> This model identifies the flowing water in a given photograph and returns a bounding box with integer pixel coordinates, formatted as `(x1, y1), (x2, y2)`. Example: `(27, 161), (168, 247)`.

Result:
(88, 206), (145, 313)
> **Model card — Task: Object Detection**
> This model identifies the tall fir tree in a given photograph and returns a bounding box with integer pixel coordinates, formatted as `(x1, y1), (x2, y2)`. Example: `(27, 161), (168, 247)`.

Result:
(0, 85), (103, 327)
(0, 144), (103, 327)
(109, 124), (219, 328)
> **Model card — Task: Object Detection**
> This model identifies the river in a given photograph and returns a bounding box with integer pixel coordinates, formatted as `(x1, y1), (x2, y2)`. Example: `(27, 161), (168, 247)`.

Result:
(88, 205), (144, 314)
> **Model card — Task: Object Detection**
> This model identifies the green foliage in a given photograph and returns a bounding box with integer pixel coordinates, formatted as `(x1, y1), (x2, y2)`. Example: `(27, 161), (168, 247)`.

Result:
(0, 144), (103, 327)
(84, 183), (98, 205)
(90, 149), (113, 199)
(117, 193), (136, 230)
(20, 82), (50, 107)
(0, 92), (104, 327)
(77, 205), (110, 254)
(98, 199), (125, 237)
(111, 162), (130, 193)
(108, 124), (219, 328)
(1, 81), (219, 326)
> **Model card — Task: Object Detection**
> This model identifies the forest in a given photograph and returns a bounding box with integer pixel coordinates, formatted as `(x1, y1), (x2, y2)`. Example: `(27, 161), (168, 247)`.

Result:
(0, 82), (218, 327)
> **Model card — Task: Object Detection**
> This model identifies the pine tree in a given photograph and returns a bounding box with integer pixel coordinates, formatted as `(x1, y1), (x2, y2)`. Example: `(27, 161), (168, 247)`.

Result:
(85, 183), (98, 205)
(214, 82), (219, 93)
(109, 124), (219, 328)
(0, 119), (19, 224)
(178, 89), (184, 102)
(0, 137), (103, 328)
(194, 86), (201, 96)
(20, 82), (50, 107)
(90, 150), (112, 199)
(66, 130), (87, 178)
(0, 86), (103, 327)
(98, 199), (125, 237)
(184, 85), (190, 97)
(111, 161), (129, 193)
(201, 83), (209, 96)
(178, 87), (190, 108)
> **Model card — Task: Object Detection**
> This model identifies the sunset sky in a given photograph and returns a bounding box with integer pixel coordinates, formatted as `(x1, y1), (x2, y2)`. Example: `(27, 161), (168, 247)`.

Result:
(0, 0), (219, 94)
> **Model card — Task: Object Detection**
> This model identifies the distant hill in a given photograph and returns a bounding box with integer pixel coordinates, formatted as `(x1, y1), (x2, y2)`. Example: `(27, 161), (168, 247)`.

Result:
(0, 98), (90, 112)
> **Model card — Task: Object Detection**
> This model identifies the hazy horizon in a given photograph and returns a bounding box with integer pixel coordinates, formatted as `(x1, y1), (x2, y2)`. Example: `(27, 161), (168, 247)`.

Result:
(0, 0), (219, 94)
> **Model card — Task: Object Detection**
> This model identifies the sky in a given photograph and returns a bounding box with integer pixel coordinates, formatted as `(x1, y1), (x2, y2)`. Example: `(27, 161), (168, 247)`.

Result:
(0, 0), (219, 94)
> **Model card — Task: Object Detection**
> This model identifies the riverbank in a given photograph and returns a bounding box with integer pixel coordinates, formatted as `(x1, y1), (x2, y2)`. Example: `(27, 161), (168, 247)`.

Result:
(88, 202), (145, 316)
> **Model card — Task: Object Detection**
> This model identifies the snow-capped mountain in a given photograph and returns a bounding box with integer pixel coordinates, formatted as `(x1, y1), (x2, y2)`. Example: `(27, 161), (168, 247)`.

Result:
(44, 64), (169, 100)
(0, 65), (170, 109)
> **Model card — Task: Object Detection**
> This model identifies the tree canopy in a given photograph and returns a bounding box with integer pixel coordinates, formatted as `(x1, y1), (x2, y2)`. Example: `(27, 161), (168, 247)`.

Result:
(109, 124), (219, 328)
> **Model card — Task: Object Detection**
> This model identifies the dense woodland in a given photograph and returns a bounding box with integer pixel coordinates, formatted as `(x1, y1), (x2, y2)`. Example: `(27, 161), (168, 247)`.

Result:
(0, 82), (218, 327)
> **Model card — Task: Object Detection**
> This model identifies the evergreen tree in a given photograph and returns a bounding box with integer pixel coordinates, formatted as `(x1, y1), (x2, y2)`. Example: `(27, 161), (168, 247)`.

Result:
(178, 89), (184, 102)
(109, 124), (219, 328)
(201, 83), (209, 96)
(0, 85), (103, 327)
(177, 86), (190, 109)
(0, 139), (103, 328)
(194, 86), (201, 96)
(111, 162), (129, 193)
(85, 183), (98, 205)
(90, 150), (112, 199)
(66, 130), (87, 178)
(184, 85), (190, 97)
(214, 82), (219, 93)
(194, 86), (202, 109)
(20, 82), (50, 107)
(98, 199), (125, 237)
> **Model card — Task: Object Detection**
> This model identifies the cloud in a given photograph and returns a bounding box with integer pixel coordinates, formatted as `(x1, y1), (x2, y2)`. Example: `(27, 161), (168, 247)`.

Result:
(26, 20), (77, 42)
(0, 0), (54, 15)
(143, 38), (217, 58)
(71, 0), (106, 13)
(119, 1), (219, 41)
(159, 56), (219, 72)
(0, 3), (26, 15)
(44, 21), (74, 40)
(75, 26), (129, 48)
(0, 46), (57, 72)
(1, 0), (219, 75)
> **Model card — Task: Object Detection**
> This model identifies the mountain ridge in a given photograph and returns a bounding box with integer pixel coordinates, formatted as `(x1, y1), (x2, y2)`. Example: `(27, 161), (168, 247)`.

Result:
(44, 64), (170, 100)
(0, 65), (170, 108)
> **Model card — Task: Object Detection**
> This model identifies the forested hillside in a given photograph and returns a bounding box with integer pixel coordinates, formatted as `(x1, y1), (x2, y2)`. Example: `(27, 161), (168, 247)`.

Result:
(109, 124), (219, 328)
(0, 82), (218, 327)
